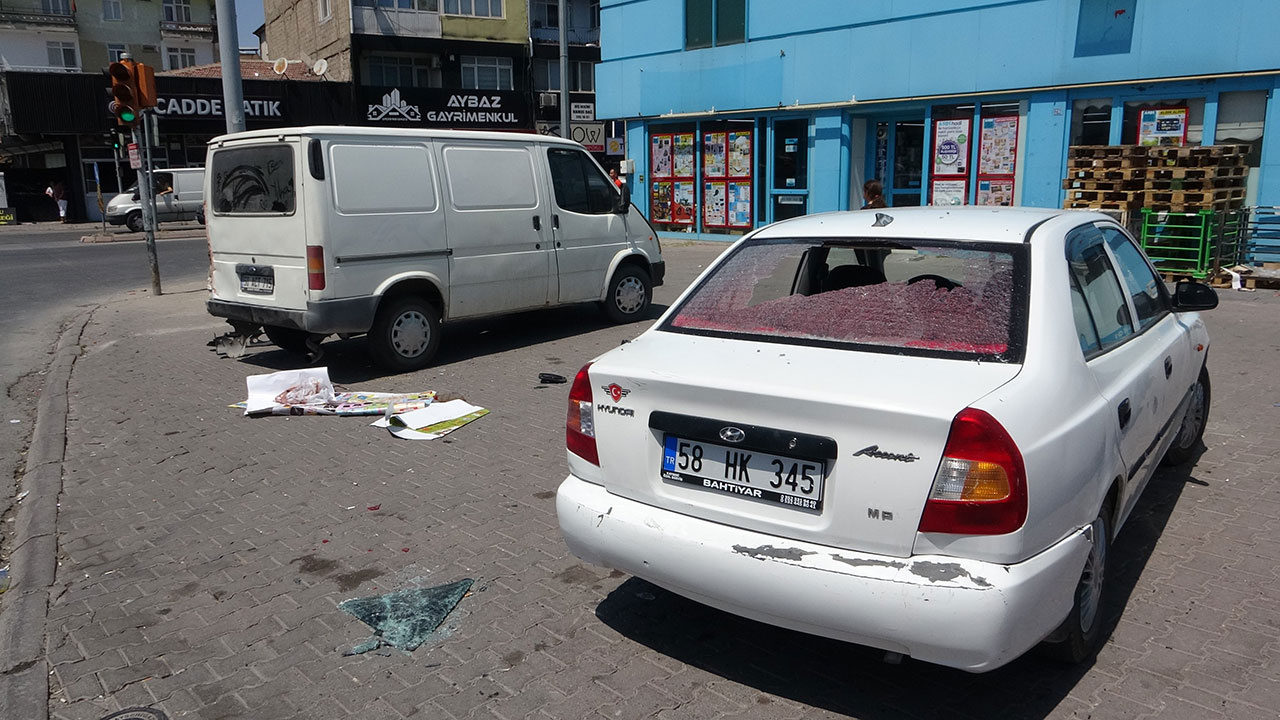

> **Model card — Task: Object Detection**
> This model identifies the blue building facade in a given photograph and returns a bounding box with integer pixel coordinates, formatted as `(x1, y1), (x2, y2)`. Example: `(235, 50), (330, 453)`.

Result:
(599, 0), (1280, 239)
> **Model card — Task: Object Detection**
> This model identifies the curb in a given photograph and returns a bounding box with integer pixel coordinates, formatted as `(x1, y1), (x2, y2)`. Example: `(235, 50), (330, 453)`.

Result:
(0, 310), (94, 720)
(81, 230), (205, 243)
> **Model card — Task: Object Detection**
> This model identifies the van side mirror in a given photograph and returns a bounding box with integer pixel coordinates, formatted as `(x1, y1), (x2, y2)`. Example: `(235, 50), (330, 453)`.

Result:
(614, 182), (631, 214)
(132, 193), (140, 201)
(1171, 279), (1218, 312)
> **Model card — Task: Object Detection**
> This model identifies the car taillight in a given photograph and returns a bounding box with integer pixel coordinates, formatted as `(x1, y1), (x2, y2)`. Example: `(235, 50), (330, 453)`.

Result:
(918, 408), (1027, 535)
(306, 245), (326, 290)
(566, 362), (599, 466)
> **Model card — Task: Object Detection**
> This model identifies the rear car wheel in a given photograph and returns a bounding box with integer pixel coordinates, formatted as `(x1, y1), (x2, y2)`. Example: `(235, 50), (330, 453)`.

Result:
(602, 265), (652, 323)
(125, 210), (143, 233)
(1161, 365), (1210, 467)
(368, 297), (441, 372)
(263, 325), (312, 355)
(1043, 502), (1111, 664)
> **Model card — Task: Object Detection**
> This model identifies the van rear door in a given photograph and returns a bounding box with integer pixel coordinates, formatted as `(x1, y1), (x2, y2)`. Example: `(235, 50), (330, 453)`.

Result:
(207, 140), (309, 312)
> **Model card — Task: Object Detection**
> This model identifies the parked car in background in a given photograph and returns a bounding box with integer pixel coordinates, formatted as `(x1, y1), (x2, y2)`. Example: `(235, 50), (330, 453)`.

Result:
(106, 167), (206, 232)
(558, 207), (1217, 672)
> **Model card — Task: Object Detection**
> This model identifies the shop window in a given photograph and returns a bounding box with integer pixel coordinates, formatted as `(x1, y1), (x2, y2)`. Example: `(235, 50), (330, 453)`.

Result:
(685, 0), (745, 50)
(1123, 98), (1204, 146)
(365, 54), (441, 88)
(1071, 98), (1112, 146)
(102, 0), (122, 21)
(1216, 90), (1266, 165)
(930, 104), (972, 205)
(772, 119), (807, 191)
(444, 0), (502, 17)
(461, 56), (513, 90)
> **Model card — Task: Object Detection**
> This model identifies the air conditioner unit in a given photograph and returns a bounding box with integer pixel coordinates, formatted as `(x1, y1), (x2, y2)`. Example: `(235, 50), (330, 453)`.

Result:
(538, 92), (558, 108)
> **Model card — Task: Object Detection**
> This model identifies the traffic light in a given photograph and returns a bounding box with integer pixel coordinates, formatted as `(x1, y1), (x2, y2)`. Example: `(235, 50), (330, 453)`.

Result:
(108, 59), (141, 126)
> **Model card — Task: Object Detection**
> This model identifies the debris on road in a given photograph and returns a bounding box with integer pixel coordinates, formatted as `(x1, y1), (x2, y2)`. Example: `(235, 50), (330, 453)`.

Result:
(339, 578), (474, 655)
(371, 399), (489, 440)
(538, 373), (567, 384)
(234, 367), (435, 416)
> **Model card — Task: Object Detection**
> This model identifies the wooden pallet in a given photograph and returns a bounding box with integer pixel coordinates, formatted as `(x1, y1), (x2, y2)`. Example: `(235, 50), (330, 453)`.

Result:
(1069, 145), (1151, 159)
(1064, 200), (1141, 210)
(1062, 178), (1147, 191)
(1068, 157), (1153, 170)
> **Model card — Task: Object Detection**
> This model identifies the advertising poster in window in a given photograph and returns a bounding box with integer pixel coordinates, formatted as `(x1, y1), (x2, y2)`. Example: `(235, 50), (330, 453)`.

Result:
(978, 116), (1018, 176)
(703, 181), (727, 226)
(728, 182), (752, 227)
(651, 181), (673, 222)
(728, 131), (752, 177)
(1137, 107), (1188, 146)
(673, 133), (696, 177)
(976, 179), (1014, 206)
(932, 118), (971, 177)
(703, 132), (726, 177)
(930, 179), (968, 206)
(672, 181), (695, 224)
(651, 135), (673, 177)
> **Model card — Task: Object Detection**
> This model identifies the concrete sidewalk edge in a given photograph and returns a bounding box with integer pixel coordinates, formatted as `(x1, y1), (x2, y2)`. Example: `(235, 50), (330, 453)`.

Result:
(0, 309), (94, 720)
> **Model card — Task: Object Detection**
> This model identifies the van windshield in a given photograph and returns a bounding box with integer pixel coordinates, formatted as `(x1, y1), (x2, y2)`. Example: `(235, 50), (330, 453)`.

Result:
(210, 145), (295, 215)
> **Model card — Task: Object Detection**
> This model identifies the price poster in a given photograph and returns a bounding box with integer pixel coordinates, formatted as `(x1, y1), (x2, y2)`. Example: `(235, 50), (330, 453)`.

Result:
(703, 132), (726, 177)
(703, 182), (727, 226)
(672, 181), (695, 224)
(728, 182), (752, 227)
(931, 179), (968, 206)
(1137, 107), (1188, 146)
(978, 116), (1018, 176)
(651, 135), (673, 178)
(728, 132), (752, 176)
(651, 181), (673, 222)
(673, 134), (695, 177)
(976, 179), (1014, 206)
(932, 118), (971, 177)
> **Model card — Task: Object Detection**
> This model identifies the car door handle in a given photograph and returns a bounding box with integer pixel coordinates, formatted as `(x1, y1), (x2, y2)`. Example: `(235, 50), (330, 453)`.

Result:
(1164, 357), (1173, 379)
(532, 215), (541, 231)
(1117, 398), (1131, 430)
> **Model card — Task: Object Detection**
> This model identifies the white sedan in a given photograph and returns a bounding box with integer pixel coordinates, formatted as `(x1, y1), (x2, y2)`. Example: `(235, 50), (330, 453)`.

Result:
(556, 207), (1217, 672)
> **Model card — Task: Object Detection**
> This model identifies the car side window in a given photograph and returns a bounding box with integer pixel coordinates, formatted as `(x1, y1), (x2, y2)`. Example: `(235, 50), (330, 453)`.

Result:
(1100, 225), (1168, 331)
(548, 148), (616, 215)
(1069, 274), (1102, 355)
(1066, 225), (1133, 354)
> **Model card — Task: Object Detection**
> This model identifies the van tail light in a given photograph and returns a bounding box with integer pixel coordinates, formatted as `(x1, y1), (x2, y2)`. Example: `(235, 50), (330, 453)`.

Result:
(306, 245), (326, 290)
(918, 408), (1027, 535)
(566, 362), (599, 466)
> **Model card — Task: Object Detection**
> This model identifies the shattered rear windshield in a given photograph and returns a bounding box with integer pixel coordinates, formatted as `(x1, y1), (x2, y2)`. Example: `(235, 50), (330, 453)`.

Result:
(664, 238), (1028, 362)
(210, 145), (295, 215)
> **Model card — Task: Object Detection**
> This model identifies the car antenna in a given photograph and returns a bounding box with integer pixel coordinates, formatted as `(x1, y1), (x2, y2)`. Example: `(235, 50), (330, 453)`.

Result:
(873, 212), (893, 227)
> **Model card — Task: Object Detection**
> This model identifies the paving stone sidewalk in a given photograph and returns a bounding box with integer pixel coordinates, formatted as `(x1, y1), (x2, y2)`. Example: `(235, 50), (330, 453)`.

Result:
(38, 244), (1280, 720)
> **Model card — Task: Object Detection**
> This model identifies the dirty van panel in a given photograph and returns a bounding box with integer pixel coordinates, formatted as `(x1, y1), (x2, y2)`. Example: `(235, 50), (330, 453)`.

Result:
(325, 142), (448, 301)
(441, 143), (555, 318)
(208, 142), (309, 311)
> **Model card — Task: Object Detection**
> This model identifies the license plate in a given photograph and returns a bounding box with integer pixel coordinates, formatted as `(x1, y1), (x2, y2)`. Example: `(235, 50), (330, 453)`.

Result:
(661, 435), (825, 512)
(240, 274), (274, 294)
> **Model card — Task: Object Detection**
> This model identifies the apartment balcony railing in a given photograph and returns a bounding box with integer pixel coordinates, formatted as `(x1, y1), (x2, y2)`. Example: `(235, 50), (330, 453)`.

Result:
(530, 25), (599, 45)
(160, 20), (216, 35)
(351, 4), (442, 38)
(0, 8), (75, 26)
(0, 60), (82, 72)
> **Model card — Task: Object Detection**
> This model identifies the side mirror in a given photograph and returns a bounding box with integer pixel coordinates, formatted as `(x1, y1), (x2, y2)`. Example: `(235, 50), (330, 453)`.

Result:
(1171, 279), (1218, 312)
(131, 193), (140, 201)
(614, 182), (631, 214)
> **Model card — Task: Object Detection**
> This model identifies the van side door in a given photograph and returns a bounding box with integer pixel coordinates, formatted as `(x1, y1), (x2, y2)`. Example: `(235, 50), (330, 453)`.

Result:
(544, 147), (629, 303)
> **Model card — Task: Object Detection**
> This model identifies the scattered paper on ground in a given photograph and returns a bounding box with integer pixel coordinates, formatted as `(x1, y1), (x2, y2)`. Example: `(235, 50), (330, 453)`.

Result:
(372, 399), (489, 440)
(339, 578), (474, 655)
(237, 367), (435, 416)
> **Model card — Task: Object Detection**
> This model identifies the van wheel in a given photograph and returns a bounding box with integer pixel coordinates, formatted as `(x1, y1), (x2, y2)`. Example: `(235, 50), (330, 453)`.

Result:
(126, 210), (143, 233)
(1161, 365), (1210, 467)
(1042, 501), (1112, 664)
(263, 325), (311, 355)
(602, 265), (652, 323)
(369, 297), (441, 372)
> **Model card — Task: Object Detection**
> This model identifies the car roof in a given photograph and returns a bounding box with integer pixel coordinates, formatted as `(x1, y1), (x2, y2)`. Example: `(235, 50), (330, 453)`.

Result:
(208, 125), (582, 149)
(752, 206), (1111, 244)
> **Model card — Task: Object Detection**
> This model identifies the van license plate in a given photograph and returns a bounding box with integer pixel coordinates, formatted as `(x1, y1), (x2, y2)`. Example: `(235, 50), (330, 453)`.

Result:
(661, 435), (825, 512)
(240, 275), (274, 294)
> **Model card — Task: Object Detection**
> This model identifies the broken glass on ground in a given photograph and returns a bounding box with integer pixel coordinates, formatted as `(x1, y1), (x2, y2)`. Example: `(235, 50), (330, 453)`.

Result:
(338, 578), (474, 655)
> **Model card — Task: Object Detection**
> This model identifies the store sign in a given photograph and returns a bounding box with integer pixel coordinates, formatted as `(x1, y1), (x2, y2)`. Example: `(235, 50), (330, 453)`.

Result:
(536, 121), (606, 152)
(571, 102), (594, 122)
(932, 118), (971, 176)
(1138, 107), (1188, 146)
(128, 143), (141, 170)
(361, 87), (529, 129)
(0, 208), (16, 226)
(154, 97), (284, 118)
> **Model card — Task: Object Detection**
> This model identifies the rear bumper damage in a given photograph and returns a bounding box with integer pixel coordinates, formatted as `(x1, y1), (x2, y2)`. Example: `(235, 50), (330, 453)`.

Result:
(557, 474), (1091, 672)
(207, 296), (379, 335)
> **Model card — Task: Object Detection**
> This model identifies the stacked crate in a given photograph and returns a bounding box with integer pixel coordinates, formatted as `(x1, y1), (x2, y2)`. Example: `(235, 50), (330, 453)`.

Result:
(1063, 144), (1249, 213)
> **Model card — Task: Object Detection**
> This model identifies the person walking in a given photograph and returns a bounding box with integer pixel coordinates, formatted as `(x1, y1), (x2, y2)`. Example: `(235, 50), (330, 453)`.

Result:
(46, 181), (69, 222)
(862, 180), (887, 209)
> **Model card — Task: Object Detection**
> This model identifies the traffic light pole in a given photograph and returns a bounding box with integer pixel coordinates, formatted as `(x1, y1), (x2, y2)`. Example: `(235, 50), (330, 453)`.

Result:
(131, 119), (162, 295)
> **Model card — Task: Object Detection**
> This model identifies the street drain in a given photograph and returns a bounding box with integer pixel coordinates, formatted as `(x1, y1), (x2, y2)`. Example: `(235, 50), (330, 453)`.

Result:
(99, 709), (168, 720)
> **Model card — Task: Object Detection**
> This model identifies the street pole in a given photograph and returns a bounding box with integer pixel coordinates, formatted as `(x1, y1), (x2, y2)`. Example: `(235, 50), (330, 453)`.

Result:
(214, 0), (246, 133)
(558, 0), (569, 141)
(132, 120), (162, 295)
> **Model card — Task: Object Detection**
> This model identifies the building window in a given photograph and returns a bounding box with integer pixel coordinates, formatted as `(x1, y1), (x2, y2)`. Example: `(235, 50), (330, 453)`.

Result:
(365, 54), (442, 88)
(108, 44), (128, 63)
(42, 0), (72, 14)
(575, 60), (593, 92)
(102, 0), (122, 21)
(318, 0), (332, 21)
(590, 0), (599, 28)
(443, 0), (502, 18)
(46, 41), (77, 69)
(685, 0), (745, 50)
(533, 0), (557, 27)
(167, 47), (197, 69)
(533, 59), (593, 92)
(163, 0), (192, 23)
(461, 55), (512, 90)
(356, 0), (439, 8)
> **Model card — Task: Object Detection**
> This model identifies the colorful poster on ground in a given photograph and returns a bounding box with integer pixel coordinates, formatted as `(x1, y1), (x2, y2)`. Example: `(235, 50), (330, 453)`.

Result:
(673, 133), (695, 177)
(978, 116), (1018, 176)
(651, 181), (673, 222)
(703, 181), (727, 226)
(703, 132), (727, 177)
(672, 182), (695, 224)
(728, 131), (752, 176)
(931, 179), (968, 206)
(932, 118), (971, 177)
(728, 182), (752, 226)
(976, 179), (1014, 206)
(1137, 107), (1188, 146)
(651, 135), (673, 177)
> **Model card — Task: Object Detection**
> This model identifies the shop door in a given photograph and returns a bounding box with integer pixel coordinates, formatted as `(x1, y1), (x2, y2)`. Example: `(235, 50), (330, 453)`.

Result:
(769, 118), (809, 221)
(870, 119), (925, 207)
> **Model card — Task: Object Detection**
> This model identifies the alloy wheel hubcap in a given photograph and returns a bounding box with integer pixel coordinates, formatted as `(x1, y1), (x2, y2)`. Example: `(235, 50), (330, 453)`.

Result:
(615, 277), (645, 314)
(1078, 516), (1107, 633)
(1176, 380), (1206, 449)
(391, 311), (429, 357)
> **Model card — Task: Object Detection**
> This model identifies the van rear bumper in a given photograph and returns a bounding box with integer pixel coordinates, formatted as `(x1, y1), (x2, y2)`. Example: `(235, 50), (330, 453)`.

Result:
(207, 297), (379, 335)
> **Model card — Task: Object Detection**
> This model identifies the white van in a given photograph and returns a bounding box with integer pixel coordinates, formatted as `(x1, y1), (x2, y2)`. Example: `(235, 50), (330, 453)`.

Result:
(106, 167), (206, 231)
(205, 126), (664, 371)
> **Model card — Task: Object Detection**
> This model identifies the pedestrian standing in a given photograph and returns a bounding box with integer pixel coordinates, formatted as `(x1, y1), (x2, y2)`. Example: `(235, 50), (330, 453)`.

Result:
(862, 180), (887, 209)
(46, 181), (69, 223)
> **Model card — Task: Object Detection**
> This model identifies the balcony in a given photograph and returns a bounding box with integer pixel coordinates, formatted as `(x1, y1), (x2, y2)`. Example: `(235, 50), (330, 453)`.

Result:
(0, 8), (75, 27)
(530, 25), (598, 45)
(351, 4), (442, 38)
(0, 60), (81, 72)
(160, 20), (216, 36)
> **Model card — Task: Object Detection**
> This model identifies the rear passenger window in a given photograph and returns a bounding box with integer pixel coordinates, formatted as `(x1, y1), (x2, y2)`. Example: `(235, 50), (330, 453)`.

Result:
(210, 145), (295, 215)
(1066, 226), (1132, 354)
(548, 148), (617, 214)
(330, 144), (437, 214)
(1101, 226), (1168, 331)
(442, 145), (539, 210)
